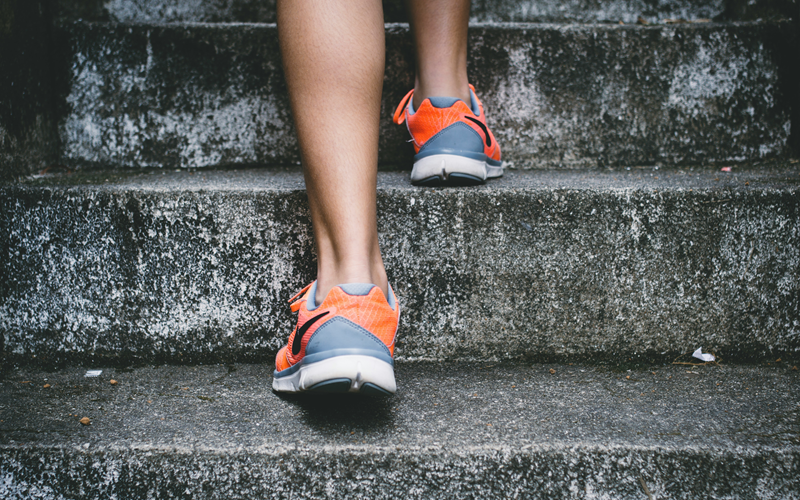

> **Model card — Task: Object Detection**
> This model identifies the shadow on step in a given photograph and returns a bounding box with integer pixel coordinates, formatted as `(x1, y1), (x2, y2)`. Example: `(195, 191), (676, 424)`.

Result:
(274, 392), (396, 432)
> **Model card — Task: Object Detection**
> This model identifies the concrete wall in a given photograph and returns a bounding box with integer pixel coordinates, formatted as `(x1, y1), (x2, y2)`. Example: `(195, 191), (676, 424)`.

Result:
(0, 0), (61, 180)
(55, 0), (796, 23)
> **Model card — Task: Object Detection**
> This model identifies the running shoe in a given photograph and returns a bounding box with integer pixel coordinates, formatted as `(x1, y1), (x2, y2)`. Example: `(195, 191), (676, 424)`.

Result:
(393, 84), (503, 186)
(272, 281), (400, 395)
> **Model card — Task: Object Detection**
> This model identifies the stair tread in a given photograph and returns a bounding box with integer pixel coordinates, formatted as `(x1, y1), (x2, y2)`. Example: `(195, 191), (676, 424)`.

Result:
(15, 164), (800, 192)
(3, 362), (798, 450)
(2, 362), (798, 498)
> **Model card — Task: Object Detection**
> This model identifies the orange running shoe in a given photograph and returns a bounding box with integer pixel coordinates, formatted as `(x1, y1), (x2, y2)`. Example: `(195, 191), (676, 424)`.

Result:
(393, 84), (503, 186)
(272, 282), (400, 395)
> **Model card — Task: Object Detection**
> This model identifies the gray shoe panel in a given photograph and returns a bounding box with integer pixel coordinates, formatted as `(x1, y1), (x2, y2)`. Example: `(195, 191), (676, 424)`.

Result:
(417, 122), (485, 159)
(305, 316), (392, 360)
(487, 157), (503, 167)
(427, 97), (463, 109)
(306, 281), (319, 310)
(338, 283), (376, 296)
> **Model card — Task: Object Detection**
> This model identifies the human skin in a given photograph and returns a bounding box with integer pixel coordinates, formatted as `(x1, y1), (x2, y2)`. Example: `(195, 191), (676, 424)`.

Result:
(277, 0), (471, 304)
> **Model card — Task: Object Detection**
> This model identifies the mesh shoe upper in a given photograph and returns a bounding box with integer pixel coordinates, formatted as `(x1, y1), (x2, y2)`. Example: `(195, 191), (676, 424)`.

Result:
(393, 84), (501, 162)
(275, 282), (400, 372)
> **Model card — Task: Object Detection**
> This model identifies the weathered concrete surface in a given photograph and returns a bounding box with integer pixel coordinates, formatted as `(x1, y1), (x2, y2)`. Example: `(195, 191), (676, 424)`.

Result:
(722, 0), (799, 22)
(55, 0), (796, 24)
(1, 363), (798, 499)
(1, 167), (798, 366)
(55, 22), (797, 170)
(0, 0), (61, 180)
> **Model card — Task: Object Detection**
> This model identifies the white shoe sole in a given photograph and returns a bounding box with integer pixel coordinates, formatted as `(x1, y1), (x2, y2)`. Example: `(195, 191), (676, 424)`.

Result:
(410, 154), (504, 184)
(272, 355), (397, 395)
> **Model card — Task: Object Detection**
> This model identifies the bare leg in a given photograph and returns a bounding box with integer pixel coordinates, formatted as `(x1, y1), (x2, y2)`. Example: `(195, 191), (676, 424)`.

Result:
(406, 0), (472, 108)
(277, 0), (388, 304)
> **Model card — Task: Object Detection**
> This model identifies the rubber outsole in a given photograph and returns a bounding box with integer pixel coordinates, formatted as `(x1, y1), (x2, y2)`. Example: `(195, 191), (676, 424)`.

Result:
(272, 354), (396, 395)
(307, 379), (393, 396)
(410, 154), (503, 187)
(415, 172), (484, 187)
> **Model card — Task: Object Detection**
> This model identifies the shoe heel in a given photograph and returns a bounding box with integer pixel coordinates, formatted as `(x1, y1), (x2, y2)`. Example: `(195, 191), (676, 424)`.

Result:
(272, 317), (396, 394)
(304, 316), (393, 363)
(411, 154), (488, 185)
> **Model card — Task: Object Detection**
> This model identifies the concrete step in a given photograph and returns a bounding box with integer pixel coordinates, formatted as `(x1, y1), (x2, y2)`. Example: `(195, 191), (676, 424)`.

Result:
(57, 0), (797, 24)
(53, 21), (798, 171)
(2, 166), (798, 366)
(1, 362), (798, 498)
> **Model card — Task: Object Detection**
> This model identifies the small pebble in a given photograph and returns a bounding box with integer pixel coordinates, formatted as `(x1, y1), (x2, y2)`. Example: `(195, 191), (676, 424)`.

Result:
(549, 369), (556, 374)
(43, 384), (51, 388)
(80, 417), (91, 426)
(626, 375), (630, 380)
(110, 380), (118, 385)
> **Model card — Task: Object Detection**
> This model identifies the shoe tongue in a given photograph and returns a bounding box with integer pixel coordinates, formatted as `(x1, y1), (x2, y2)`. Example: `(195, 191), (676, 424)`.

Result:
(427, 96), (463, 109)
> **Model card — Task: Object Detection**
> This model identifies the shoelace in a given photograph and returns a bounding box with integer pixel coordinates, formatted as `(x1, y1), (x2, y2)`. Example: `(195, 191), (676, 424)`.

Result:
(393, 89), (415, 125)
(288, 282), (313, 313)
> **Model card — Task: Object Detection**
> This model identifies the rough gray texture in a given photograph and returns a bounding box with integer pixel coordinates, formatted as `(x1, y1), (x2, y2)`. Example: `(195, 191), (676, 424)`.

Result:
(1, 363), (798, 499)
(54, 22), (796, 171)
(55, 22), (299, 170)
(55, 0), (796, 24)
(2, 167), (799, 366)
(0, 0), (61, 180)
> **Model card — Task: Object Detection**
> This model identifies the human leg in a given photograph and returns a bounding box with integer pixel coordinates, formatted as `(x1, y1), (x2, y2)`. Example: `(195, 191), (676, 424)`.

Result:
(277, 0), (388, 304)
(394, 0), (503, 186)
(273, 0), (399, 395)
(405, 0), (472, 108)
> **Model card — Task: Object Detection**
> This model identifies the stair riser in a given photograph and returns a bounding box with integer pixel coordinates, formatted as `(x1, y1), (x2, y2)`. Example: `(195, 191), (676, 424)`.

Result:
(2, 178), (797, 365)
(57, 0), (793, 24)
(2, 448), (797, 500)
(56, 23), (795, 171)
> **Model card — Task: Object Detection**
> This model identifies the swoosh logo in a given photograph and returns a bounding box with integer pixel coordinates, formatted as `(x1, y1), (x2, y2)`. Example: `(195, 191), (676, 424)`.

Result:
(463, 116), (492, 148)
(292, 311), (330, 355)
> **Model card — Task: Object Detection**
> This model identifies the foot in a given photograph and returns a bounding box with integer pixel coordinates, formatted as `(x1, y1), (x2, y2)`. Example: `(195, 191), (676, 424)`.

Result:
(272, 281), (401, 395)
(393, 84), (503, 186)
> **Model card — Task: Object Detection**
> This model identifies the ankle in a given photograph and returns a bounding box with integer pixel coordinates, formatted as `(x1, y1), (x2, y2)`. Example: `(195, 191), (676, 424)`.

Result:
(314, 266), (389, 305)
(413, 82), (471, 109)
